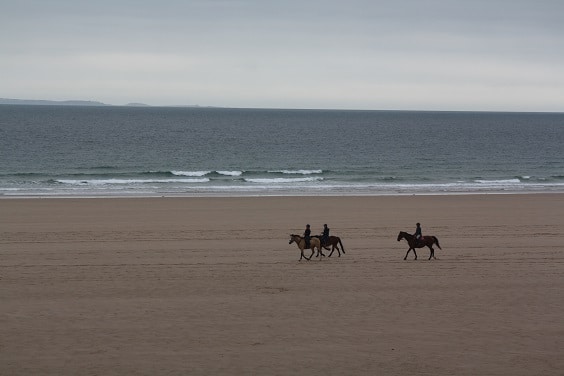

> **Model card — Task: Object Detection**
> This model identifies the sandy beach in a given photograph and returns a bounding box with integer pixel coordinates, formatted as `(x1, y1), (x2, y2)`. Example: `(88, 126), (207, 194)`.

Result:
(1, 194), (563, 375)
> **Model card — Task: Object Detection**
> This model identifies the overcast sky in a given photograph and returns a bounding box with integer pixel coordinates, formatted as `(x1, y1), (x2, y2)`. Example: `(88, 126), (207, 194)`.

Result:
(2, 0), (563, 111)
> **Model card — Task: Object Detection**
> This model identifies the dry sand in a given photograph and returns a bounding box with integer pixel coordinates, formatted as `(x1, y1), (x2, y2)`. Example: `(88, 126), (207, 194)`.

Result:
(1, 194), (563, 375)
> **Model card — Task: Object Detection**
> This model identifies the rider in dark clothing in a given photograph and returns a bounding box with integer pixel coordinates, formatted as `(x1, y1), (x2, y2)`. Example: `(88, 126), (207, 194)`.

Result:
(321, 224), (330, 246)
(304, 224), (311, 248)
(414, 223), (422, 245)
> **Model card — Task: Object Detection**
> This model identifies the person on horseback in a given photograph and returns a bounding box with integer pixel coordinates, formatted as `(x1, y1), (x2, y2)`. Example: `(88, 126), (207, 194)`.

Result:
(320, 224), (330, 247)
(414, 222), (422, 246)
(304, 224), (311, 248)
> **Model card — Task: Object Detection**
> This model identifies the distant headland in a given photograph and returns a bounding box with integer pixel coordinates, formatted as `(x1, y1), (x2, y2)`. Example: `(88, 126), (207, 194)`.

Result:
(0, 98), (212, 108)
(0, 98), (113, 106)
(0, 98), (222, 108)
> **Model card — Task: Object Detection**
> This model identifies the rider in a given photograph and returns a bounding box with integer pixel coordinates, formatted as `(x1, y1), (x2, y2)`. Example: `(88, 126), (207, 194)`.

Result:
(414, 222), (422, 245)
(320, 224), (330, 246)
(304, 224), (311, 248)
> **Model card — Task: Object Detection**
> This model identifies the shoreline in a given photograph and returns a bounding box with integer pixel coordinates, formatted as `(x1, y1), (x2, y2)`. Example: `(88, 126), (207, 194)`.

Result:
(2, 189), (564, 199)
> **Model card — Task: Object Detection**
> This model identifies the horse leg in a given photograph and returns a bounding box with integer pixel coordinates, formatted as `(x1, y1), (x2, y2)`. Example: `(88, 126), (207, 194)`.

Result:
(328, 245), (335, 257)
(405, 241), (418, 260)
(428, 246), (436, 260)
(302, 246), (312, 261)
(318, 245), (326, 258)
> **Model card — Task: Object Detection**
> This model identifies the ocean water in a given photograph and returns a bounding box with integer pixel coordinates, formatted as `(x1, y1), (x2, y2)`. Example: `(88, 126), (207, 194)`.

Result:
(1, 105), (563, 197)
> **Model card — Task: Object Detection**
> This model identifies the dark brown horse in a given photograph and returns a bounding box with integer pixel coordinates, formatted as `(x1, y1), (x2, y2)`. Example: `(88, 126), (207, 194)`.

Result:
(397, 231), (442, 260)
(289, 234), (324, 261)
(314, 235), (346, 257)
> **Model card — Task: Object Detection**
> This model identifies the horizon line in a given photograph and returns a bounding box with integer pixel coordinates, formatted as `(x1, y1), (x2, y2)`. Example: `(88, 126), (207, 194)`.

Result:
(1, 97), (563, 114)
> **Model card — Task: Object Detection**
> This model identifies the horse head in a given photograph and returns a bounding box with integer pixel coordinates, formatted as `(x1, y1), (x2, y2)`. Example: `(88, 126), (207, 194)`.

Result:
(397, 231), (409, 241)
(289, 234), (299, 244)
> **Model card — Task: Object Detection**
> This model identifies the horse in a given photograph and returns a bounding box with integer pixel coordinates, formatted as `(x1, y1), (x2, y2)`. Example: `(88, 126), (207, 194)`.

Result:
(314, 235), (346, 257)
(289, 234), (325, 261)
(397, 231), (442, 260)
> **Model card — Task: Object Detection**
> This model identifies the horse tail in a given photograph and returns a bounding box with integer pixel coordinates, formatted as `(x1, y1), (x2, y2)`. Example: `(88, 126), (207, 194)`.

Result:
(338, 237), (345, 254)
(433, 236), (442, 249)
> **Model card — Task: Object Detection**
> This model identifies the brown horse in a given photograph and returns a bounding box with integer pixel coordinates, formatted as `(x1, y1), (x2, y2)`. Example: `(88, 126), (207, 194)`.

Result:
(397, 231), (442, 260)
(289, 234), (324, 261)
(314, 235), (346, 257)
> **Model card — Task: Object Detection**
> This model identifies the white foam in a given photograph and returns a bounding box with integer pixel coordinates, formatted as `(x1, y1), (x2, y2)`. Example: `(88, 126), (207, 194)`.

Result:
(245, 177), (323, 183)
(216, 170), (243, 176)
(57, 178), (209, 185)
(269, 169), (323, 175)
(171, 170), (211, 177)
(474, 179), (521, 184)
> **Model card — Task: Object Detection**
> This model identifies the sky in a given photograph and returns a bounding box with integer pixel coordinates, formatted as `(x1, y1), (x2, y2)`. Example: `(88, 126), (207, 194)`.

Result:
(1, 0), (563, 111)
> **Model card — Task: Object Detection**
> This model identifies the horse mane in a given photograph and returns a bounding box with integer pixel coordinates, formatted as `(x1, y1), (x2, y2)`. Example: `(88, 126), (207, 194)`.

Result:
(399, 231), (413, 239)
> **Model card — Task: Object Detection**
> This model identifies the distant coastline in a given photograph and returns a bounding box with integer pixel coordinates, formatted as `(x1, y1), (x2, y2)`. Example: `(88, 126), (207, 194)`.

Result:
(2, 98), (562, 113)
(0, 98), (113, 106)
(0, 98), (214, 108)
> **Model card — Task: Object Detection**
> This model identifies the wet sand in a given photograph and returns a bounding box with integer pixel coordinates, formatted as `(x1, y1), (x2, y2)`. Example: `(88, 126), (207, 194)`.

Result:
(1, 194), (563, 375)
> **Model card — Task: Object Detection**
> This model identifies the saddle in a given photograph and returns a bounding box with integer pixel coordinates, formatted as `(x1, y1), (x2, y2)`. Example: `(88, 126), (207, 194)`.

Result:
(312, 235), (327, 247)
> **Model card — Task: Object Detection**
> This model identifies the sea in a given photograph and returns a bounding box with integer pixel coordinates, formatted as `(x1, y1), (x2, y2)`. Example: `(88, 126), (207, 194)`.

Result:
(1, 105), (563, 197)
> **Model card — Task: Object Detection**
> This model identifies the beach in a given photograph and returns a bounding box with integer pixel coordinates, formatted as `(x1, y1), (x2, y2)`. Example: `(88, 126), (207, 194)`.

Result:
(1, 194), (563, 375)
